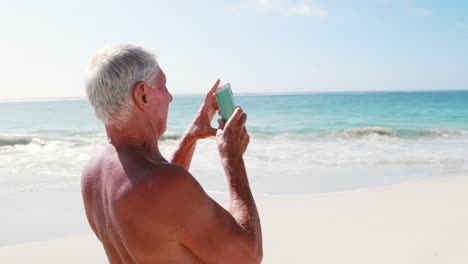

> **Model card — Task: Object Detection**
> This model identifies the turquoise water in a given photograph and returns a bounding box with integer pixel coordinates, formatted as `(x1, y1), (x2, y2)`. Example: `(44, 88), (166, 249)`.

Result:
(1, 91), (467, 138)
(0, 91), (468, 197)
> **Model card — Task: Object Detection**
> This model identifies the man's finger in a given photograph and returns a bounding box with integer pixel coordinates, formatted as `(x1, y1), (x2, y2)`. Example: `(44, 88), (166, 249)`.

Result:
(206, 79), (220, 99)
(211, 92), (219, 110)
(217, 118), (225, 130)
(240, 126), (248, 140)
(225, 107), (244, 128)
(239, 113), (247, 127)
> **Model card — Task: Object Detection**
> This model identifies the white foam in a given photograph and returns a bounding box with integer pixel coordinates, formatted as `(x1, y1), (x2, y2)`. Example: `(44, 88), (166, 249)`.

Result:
(2, 132), (468, 195)
(182, 134), (468, 195)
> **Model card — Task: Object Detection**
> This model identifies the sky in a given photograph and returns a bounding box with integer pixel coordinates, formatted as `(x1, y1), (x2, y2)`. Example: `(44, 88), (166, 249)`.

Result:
(0, 0), (467, 99)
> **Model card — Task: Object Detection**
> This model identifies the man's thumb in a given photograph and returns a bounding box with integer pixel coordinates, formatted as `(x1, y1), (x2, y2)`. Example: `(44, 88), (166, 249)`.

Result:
(217, 118), (226, 130)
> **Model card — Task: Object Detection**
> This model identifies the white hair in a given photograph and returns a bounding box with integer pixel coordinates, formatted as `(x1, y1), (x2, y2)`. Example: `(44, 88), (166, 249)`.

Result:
(85, 44), (160, 127)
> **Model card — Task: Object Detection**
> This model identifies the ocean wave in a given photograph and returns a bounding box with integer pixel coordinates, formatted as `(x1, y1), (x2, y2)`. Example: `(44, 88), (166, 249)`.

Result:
(0, 131), (182, 147)
(160, 132), (183, 140)
(1, 127), (466, 148)
(422, 129), (468, 136)
(342, 127), (468, 138)
(0, 134), (45, 147)
(0, 97), (86, 103)
(251, 127), (468, 140)
(0, 134), (95, 147)
(343, 127), (397, 137)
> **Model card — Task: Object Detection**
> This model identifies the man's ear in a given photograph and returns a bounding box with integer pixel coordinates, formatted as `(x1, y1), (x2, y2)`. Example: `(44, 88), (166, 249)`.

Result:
(132, 82), (148, 112)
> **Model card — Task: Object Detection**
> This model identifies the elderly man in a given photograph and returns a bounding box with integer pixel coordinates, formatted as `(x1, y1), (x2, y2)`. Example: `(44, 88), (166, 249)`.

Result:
(81, 44), (262, 263)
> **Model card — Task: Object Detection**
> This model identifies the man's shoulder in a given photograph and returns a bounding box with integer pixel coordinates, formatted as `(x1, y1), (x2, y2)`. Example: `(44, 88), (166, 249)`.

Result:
(141, 162), (202, 197)
(82, 145), (112, 171)
(81, 146), (111, 182)
(81, 145), (204, 207)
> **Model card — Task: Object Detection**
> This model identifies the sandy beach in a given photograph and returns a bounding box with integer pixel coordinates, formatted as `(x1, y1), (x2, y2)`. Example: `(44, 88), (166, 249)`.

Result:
(1, 175), (467, 263)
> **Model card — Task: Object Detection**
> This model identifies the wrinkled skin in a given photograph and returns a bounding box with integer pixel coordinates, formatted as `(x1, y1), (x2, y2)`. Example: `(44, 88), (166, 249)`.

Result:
(81, 74), (262, 264)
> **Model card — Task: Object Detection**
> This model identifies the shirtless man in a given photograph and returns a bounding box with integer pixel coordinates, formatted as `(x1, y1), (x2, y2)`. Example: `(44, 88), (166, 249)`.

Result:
(81, 44), (262, 263)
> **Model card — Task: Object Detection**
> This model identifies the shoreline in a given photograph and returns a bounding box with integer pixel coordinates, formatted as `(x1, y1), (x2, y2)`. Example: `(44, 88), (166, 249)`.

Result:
(1, 175), (467, 263)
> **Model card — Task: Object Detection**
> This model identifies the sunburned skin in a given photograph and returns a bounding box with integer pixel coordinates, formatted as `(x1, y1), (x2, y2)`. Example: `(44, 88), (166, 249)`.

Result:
(82, 146), (205, 263)
(82, 63), (262, 264)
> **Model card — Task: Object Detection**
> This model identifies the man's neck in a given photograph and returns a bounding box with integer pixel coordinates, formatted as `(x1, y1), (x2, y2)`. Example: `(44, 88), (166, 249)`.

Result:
(105, 119), (163, 162)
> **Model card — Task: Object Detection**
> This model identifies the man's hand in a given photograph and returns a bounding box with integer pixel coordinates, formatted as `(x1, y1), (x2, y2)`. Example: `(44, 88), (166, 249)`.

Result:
(186, 79), (220, 140)
(171, 79), (220, 170)
(216, 107), (250, 163)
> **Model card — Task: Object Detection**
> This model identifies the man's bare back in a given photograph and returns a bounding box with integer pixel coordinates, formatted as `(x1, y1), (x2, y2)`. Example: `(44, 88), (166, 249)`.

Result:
(82, 146), (205, 263)
(82, 45), (262, 263)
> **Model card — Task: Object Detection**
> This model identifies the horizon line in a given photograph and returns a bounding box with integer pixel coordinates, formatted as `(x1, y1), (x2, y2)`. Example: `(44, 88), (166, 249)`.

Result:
(1, 88), (467, 102)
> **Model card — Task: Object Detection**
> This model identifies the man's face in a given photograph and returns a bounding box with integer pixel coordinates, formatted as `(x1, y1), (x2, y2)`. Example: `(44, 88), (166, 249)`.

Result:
(147, 70), (173, 136)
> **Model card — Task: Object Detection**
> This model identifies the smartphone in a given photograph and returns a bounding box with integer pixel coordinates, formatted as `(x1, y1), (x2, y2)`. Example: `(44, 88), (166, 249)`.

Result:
(215, 83), (236, 122)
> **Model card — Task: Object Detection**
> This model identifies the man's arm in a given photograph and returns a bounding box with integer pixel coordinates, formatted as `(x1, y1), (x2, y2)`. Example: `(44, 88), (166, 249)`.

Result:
(176, 108), (262, 263)
(221, 156), (262, 260)
(171, 80), (220, 170)
(169, 108), (261, 263)
(170, 132), (197, 170)
(165, 164), (262, 264)
(216, 108), (262, 257)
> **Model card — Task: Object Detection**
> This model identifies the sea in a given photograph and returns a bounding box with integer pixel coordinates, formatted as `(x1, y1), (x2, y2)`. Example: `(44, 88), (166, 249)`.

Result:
(1, 91), (468, 196)
(1, 90), (468, 245)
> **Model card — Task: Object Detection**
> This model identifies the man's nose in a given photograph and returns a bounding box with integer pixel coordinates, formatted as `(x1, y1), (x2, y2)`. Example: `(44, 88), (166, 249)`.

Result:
(169, 93), (173, 102)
